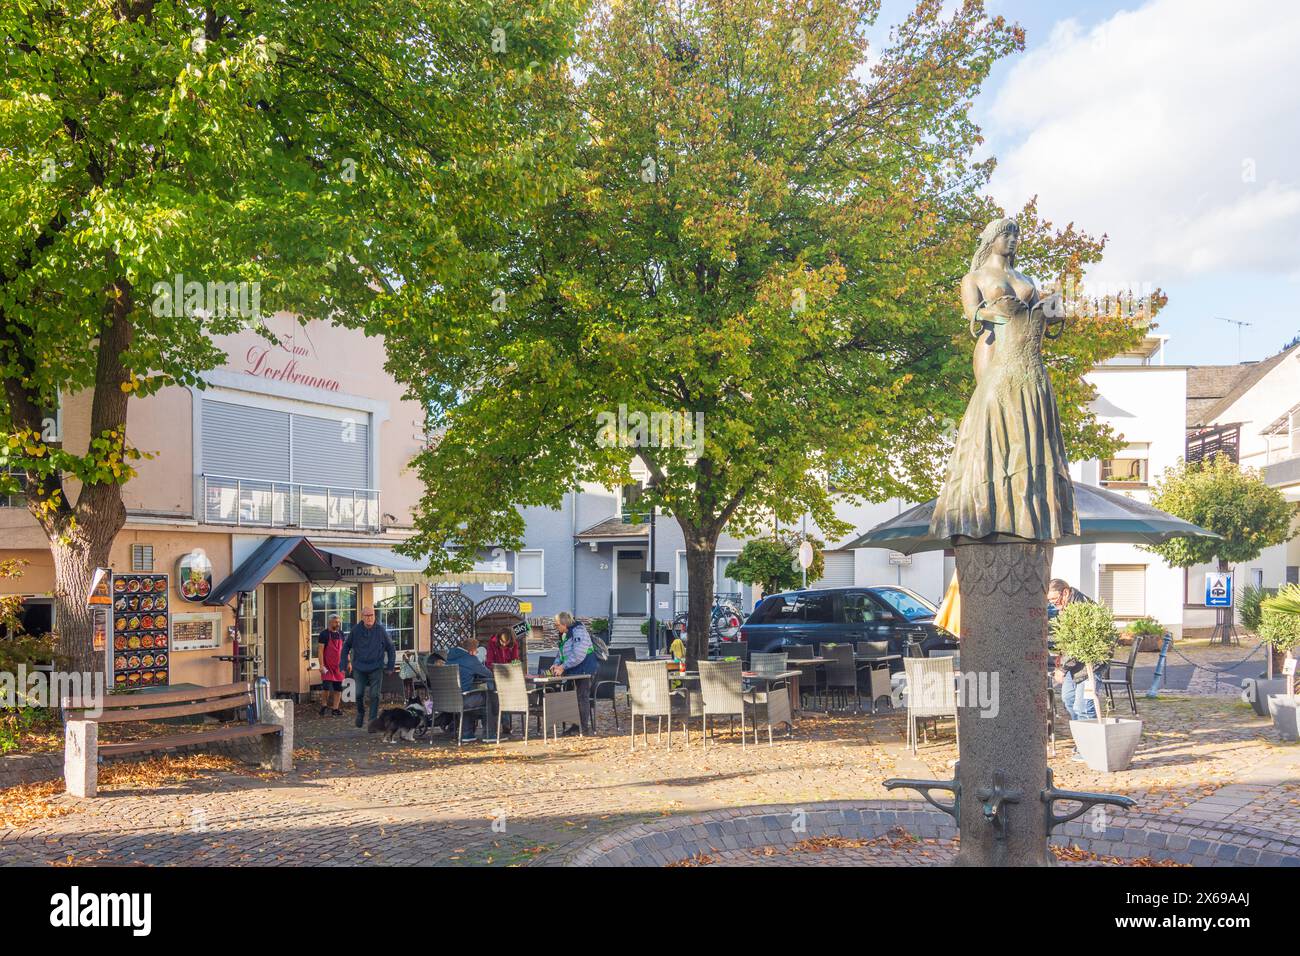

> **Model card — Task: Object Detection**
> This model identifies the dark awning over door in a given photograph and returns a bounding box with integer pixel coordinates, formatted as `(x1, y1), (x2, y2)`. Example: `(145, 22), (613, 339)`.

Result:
(205, 536), (337, 606)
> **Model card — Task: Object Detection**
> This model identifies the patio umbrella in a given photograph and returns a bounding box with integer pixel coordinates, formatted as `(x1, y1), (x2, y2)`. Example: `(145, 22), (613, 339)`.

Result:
(844, 481), (1220, 555)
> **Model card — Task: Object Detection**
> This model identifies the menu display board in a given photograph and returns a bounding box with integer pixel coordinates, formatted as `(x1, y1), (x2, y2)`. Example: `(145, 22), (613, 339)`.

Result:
(111, 572), (171, 688)
(172, 612), (221, 651)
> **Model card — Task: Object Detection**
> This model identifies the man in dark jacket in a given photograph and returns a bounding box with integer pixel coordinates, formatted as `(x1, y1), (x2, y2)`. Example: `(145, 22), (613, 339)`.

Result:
(445, 637), (494, 742)
(342, 607), (397, 728)
(1048, 579), (1098, 722)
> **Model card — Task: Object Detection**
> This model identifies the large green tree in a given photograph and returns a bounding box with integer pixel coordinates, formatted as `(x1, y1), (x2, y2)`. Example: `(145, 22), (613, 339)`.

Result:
(1145, 454), (1294, 645)
(387, 0), (1152, 661)
(0, 0), (578, 670)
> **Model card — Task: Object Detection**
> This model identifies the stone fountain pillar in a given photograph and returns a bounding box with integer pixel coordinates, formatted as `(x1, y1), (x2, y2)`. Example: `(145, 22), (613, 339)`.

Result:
(952, 541), (1052, 866)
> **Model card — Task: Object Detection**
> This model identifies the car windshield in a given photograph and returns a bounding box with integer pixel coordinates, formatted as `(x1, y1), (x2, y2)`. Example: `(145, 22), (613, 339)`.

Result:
(872, 587), (937, 622)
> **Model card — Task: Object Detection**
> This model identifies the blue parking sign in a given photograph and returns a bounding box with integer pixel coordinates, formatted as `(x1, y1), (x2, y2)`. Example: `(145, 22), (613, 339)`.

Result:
(1205, 572), (1232, 608)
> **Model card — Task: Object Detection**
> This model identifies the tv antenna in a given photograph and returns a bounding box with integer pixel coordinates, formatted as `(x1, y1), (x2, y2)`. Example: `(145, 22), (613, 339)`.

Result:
(1215, 317), (1253, 362)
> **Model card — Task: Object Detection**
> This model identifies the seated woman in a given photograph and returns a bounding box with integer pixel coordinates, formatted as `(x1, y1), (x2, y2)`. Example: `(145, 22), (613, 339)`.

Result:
(485, 629), (522, 667)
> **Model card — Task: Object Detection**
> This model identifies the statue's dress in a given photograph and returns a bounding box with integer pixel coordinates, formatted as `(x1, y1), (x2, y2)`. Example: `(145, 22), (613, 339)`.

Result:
(929, 293), (1079, 543)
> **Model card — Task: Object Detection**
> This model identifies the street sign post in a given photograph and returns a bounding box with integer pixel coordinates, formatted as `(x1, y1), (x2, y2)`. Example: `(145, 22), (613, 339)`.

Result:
(1205, 572), (1232, 608)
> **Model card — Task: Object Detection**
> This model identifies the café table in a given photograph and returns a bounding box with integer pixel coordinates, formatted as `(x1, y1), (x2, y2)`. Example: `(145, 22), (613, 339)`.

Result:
(786, 656), (831, 714)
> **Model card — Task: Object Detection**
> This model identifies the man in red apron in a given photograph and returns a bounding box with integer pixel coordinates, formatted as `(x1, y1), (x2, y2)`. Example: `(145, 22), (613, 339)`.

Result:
(318, 614), (346, 716)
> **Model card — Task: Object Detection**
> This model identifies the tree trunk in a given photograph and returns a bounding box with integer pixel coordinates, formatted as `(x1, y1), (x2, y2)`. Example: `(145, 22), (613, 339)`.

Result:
(50, 524), (120, 675)
(680, 526), (719, 667)
(953, 541), (1053, 867)
(21, 278), (133, 677)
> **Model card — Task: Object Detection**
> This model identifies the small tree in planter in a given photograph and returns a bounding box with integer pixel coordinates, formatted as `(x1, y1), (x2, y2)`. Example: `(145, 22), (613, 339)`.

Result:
(1259, 586), (1300, 740)
(1052, 602), (1143, 772)
(1123, 617), (1165, 653)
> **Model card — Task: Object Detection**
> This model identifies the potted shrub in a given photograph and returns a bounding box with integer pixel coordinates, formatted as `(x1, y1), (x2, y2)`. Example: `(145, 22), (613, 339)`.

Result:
(1123, 617), (1165, 653)
(1053, 602), (1143, 772)
(1260, 586), (1300, 740)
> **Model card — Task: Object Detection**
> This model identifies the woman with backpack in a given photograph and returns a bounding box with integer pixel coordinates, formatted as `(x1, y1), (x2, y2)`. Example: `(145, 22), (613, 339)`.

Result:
(549, 611), (600, 736)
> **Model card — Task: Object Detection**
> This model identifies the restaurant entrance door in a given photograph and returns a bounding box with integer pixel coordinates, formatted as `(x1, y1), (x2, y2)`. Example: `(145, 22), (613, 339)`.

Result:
(264, 582), (309, 697)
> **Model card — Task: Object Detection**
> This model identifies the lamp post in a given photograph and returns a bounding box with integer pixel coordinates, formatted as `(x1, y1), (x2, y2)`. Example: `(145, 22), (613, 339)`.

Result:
(647, 497), (657, 657)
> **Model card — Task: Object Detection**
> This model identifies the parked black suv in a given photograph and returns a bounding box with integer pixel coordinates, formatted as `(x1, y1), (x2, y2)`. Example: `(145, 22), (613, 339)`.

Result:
(738, 585), (957, 666)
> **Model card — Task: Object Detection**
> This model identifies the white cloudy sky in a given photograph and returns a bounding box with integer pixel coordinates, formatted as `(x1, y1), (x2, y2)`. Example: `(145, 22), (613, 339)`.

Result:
(873, 0), (1300, 364)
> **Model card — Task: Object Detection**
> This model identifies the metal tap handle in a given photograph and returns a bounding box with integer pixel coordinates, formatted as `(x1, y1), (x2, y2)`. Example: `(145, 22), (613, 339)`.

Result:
(975, 770), (1023, 840)
(884, 771), (960, 825)
(1041, 768), (1137, 835)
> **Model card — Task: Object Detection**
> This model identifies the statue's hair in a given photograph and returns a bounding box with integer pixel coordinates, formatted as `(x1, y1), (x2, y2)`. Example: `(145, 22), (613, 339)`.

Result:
(970, 218), (1019, 271)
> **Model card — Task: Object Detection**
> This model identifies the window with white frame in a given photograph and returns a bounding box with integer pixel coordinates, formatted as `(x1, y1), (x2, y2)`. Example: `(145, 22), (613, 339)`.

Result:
(374, 584), (417, 652)
(513, 550), (545, 595)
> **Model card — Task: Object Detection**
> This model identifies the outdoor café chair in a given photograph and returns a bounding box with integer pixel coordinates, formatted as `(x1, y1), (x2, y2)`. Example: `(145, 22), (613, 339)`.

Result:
(743, 671), (793, 747)
(698, 660), (747, 747)
(625, 660), (689, 750)
(857, 640), (890, 656)
(750, 652), (788, 676)
(428, 665), (488, 747)
(903, 656), (958, 754)
(713, 640), (748, 664)
(1098, 636), (1142, 716)
(824, 644), (860, 711)
(592, 653), (626, 730)
(492, 662), (542, 744)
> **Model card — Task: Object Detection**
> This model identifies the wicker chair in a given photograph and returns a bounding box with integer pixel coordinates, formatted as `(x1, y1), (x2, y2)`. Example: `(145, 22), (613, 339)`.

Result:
(903, 656), (958, 754)
(857, 640), (890, 655)
(744, 674), (793, 746)
(698, 660), (747, 747)
(750, 652), (788, 675)
(823, 644), (860, 711)
(625, 660), (689, 750)
(491, 663), (542, 744)
(428, 666), (488, 746)
(592, 653), (627, 730)
(713, 641), (748, 664)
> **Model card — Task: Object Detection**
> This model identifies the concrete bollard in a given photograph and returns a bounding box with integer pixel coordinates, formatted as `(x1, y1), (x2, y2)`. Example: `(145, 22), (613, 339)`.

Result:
(259, 698), (294, 772)
(64, 720), (98, 798)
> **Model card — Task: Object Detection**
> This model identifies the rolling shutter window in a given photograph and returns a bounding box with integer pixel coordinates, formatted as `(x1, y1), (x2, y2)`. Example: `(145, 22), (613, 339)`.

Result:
(291, 412), (370, 488)
(1099, 565), (1146, 617)
(201, 400), (290, 481)
(817, 551), (856, 589)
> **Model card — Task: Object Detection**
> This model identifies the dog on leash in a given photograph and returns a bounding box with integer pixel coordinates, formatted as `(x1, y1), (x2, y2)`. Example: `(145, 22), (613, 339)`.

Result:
(367, 697), (432, 742)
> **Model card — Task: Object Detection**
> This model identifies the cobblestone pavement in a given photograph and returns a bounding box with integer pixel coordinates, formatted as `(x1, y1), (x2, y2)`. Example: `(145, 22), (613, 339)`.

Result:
(1132, 635), (1273, 697)
(3, 680), (1296, 866)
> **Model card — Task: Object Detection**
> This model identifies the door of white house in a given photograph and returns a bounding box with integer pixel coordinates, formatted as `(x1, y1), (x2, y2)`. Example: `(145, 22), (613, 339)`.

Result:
(614, 548), (647, 616)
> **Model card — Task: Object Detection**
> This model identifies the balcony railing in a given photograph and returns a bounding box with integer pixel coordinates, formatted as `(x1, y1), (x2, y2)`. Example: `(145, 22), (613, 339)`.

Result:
(202, 474), (381, 532)
(1263, 455), (1300, 489)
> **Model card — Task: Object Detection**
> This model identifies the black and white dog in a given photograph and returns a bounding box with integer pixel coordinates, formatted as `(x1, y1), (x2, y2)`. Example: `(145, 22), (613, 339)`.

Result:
(367, 697), (433, 742)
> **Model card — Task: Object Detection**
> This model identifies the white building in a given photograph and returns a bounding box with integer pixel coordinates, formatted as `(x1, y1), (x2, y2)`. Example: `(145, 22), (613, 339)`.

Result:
(1183, 340), (1300, 629)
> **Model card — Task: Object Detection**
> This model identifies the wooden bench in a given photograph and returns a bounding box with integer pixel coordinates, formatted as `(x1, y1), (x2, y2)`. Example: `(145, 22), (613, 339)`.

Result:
(61, 681), (293, 798)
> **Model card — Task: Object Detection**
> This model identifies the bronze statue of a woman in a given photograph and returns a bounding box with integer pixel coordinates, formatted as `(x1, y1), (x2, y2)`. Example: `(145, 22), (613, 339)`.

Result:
(929, 218), (1079, 543)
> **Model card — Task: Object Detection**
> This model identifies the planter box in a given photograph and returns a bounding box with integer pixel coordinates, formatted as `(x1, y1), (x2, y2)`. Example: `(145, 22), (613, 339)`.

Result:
(1070, 717), (1143, 772)
(1267, 695), (1299, 742)
(1243, 677), (1291, 717)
